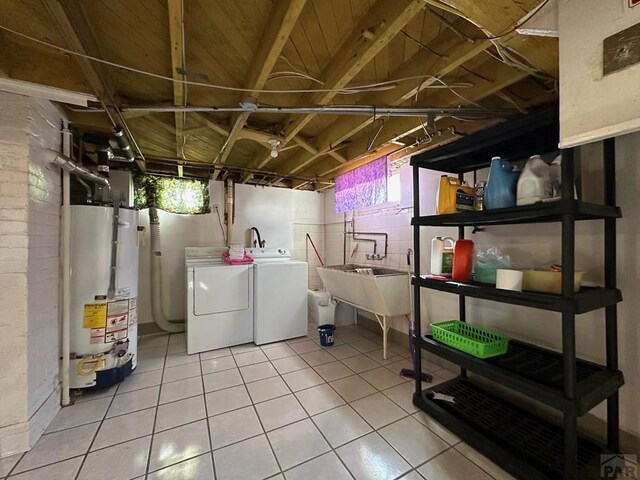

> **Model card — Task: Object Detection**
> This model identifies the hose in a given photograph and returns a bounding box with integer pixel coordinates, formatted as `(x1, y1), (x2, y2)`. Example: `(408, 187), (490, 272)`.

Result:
(149, 207), (185, 333)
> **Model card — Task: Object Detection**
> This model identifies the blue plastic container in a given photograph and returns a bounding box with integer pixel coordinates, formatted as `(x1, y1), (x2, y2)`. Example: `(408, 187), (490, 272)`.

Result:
(318, 324), (336, 347)
(485, 156), (520, 209)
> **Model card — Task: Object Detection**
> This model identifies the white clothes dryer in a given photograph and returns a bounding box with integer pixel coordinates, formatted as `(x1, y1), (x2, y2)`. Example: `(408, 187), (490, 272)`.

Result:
(248, 248), (308, 345)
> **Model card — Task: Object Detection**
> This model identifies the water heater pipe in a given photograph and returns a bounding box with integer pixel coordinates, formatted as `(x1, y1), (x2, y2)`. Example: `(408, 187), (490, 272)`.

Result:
(149, 207), (185, 332)
(224, 178), (234, 246)
(52, 152), (110, 188)
(60, 121), (71, 407)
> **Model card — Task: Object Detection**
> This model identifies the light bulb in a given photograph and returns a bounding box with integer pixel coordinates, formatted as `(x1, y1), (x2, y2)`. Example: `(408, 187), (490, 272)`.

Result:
(270, 149), (279, 158)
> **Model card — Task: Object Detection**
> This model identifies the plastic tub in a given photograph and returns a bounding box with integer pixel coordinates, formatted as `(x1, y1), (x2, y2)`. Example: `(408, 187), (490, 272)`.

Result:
(431, 320), (509, 359)
(521, 270), (585, 294)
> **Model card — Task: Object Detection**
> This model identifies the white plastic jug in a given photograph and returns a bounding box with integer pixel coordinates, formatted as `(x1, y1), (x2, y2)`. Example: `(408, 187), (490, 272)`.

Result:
(431, 236), (455, 276)
(517, 155), (553, 206)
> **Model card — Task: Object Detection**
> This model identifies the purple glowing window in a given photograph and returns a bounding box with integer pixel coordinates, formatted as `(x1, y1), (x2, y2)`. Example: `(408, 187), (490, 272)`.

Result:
(334, 156), (387, 212)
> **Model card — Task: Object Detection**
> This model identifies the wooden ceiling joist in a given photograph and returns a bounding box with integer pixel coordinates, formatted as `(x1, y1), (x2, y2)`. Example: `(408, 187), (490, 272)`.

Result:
(211, 0), (308, 180)
(167, 0), (186, 158)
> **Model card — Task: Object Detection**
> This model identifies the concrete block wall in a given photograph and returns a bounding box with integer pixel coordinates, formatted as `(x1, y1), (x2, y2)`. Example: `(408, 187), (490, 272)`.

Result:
(0, 92), (62, 457)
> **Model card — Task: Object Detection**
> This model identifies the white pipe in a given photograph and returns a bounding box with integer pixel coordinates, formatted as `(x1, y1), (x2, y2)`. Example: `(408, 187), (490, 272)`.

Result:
(60, 122), (71, 406)
(149, 208), (185, 333)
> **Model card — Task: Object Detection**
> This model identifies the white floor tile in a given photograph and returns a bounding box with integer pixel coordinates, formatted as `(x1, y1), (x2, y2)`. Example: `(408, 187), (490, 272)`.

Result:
(282, 368), (325, 392)
(205, 385), (251, 416)
(0, 453), (22, 478)
(240, 362), (279, 383)
(199, 347), (231, 360)
(454, 443), (518, 480)
(203, 369), (243, 393)
(255, 394), (308, 432)
(397, 471), (424, 480)
(137, 346), (167, 360)
(327, 344), (360, 360)
(283, 451), (353, 480)
(299, 350), (335, 367)
(418, 448), (494, 480)
(263, 345), (296, 360)
(340, 355), (380, 374)
(260, 341), (288, 350)
(294, 384), (345, 416)
(148, 420), (210, 472)
(359, 367), (406, 391)
(147, 453), (215, 480)
(350, 393), (407, 429)
(285, 336), (309, 345)
(164, 352), (200, 368)
(159, 376), (203, 405)
(350, 339), (380, 354)
(313, 361), (355, 382)
(365, 349), (402, 366)
(312, 405), (372, 448)
(330, 376), (377, 402)
(271, 356), (309, 375)
(135, 356), (166, 373)
(77, 436), (151, 480)
(230, 343), (260, 354)
(167, 339), (187, 355)
(138, 334), (169, 348)
(412, 412), (460, 446)
(382, 382), (418, 414)
(91, 408), (156, 451)
(14, 423), (98, 473)
(155, 395), (206, 432)
(209, 406), (263, 450)
(200, 355), (237, 375)
(378, 417), (448, 467)
(118, 369), (163, 394)
(213, 435), (279, 480)
(107, 386), (160, 418)
(267, 419), (330, 470)
(234, 350), (268, 367)
(336, 432), (411, 480)
(162, 362), (201, 383)
(45, 397), (111, 433)
(8, 457), (83, 480)
(289, 340), (321, 354)
(246, 376), (291, 403)
(71, 384), (117, 404)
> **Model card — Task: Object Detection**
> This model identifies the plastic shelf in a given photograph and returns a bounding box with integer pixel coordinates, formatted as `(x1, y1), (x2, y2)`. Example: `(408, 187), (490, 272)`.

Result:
(411, 200), (621, 227)
(412, 276), (622, 314)
(414, 378), (609, 480)
(418, 335), (624, 415)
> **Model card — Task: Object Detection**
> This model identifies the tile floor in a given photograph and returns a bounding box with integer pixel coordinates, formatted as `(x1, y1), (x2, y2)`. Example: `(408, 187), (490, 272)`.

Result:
(0, 324), (518, 480)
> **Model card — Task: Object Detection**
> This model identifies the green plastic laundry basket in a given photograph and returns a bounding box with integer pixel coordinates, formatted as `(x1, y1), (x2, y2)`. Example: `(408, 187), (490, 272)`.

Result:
(430, 320), (509, 359)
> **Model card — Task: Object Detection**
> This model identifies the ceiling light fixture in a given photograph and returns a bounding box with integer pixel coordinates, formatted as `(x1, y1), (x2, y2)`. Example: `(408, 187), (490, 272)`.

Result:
(267, 139), (281, 158)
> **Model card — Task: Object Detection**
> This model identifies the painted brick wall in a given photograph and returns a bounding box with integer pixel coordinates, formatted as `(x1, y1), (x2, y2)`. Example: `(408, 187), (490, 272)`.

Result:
(0, 92), (62, 456)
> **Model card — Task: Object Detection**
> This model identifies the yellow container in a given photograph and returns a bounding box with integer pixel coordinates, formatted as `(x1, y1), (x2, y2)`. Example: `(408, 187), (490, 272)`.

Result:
(521, 269), (585, 294)
(437, 176), (475, 214)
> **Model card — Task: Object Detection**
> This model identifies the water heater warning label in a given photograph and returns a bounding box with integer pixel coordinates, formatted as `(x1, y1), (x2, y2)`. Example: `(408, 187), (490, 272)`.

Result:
(105, 299), (129, 343)
(83, 303), (107, 328)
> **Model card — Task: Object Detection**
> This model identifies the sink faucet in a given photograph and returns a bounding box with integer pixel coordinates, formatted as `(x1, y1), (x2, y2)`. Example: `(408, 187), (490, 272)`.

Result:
(250, 227), (265, 248)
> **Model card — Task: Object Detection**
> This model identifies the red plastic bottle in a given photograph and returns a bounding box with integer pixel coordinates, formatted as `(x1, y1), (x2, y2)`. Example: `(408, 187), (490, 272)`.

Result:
(452, 239), (474, 283)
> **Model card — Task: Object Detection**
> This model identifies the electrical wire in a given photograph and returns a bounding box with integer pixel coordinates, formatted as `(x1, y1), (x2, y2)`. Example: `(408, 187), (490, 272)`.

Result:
(0, 24), (477, 97)
(214, 205), (225, 240)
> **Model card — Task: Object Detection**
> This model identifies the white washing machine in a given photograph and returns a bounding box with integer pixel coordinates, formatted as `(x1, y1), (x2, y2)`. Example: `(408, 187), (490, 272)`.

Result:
(248, 248), (308, 345)
(185, 247), (253, 354)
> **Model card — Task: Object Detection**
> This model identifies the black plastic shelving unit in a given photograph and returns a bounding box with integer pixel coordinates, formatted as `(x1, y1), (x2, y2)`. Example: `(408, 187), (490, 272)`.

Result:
(410, 113), (623, 480)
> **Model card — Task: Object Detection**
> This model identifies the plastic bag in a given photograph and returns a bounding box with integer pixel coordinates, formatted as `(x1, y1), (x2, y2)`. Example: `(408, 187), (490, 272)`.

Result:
(474, 247), (511, 284)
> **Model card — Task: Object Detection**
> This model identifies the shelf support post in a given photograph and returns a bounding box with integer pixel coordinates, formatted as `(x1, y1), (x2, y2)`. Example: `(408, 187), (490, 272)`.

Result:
(458, 173), (467, 378)
(412, 164), (423, 396)
(603, 137), (620, 452)
(561, 147), (578, 479)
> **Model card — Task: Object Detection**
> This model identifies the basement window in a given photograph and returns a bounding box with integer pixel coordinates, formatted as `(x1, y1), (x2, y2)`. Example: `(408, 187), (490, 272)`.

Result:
(133, 174), (210, 214)
(334, 156), (388, 212)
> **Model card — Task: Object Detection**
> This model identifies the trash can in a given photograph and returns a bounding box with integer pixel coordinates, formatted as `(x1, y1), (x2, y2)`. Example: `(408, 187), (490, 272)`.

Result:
(316, 301), (336, 326)
(317, 324), (336, 347)
(308, 290), (334, 324)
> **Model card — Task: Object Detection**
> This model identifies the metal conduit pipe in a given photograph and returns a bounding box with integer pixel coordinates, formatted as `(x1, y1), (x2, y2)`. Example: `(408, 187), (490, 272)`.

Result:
(112, 126), (135, 162)
(149, 207), (185, 333)
(52, 153), (110, 188)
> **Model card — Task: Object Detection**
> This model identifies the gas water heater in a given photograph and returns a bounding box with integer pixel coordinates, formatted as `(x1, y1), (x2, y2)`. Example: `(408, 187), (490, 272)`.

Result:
(69, 204), (139, 389)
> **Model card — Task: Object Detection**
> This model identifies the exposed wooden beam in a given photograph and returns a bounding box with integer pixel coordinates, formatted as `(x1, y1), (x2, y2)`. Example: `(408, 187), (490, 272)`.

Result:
(42, 0), (146, 172)
(276, 0), (427, 149)
(212, 0), (308, 179)
(167, 0), (186, 158)
(279, 36), (493, 177)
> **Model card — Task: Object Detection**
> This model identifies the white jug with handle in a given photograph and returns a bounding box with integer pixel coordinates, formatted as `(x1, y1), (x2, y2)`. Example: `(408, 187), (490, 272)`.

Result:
(431, 236), (455, 276)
